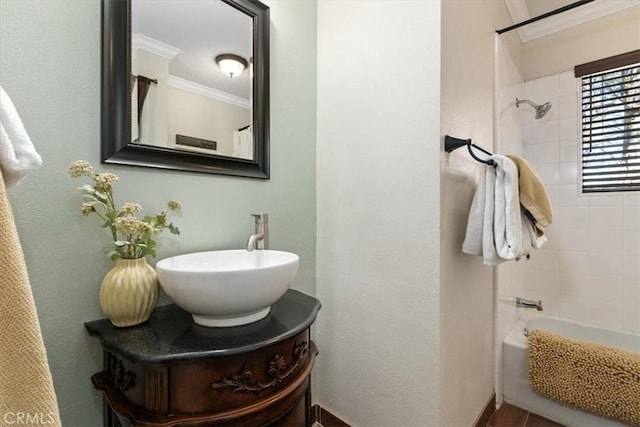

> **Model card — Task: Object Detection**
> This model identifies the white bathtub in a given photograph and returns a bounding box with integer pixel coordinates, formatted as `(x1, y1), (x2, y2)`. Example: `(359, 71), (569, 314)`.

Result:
(503, 313), (640, 427)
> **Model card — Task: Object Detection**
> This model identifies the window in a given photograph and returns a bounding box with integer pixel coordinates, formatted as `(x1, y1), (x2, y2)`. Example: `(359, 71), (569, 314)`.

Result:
(575, 50), (640, 193)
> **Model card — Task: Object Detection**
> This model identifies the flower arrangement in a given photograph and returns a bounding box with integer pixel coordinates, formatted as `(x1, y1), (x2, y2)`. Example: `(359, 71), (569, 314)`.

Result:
(69, 160), (181, 260)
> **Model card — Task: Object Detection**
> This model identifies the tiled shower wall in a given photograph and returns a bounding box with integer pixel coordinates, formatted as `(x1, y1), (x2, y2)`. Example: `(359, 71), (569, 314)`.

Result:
(519, 71), (640, 333)
(494, 43), (640, 406)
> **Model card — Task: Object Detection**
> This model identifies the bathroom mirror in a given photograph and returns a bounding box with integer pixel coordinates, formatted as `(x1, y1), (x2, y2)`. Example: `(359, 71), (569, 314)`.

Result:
(101, 0), (269, 179)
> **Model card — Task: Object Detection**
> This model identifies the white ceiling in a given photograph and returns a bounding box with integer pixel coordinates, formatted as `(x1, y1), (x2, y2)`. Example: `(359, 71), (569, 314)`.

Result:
(505, 0), (640, 42)
(132, 0), (252, 100)
(524, 0), (578, 17)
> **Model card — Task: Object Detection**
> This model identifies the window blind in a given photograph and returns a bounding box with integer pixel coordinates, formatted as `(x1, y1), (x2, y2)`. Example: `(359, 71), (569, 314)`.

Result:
(579, 60), (640, 193)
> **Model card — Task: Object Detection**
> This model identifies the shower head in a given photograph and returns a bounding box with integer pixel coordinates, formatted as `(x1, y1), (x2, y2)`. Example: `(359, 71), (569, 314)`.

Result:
(516, 98), (552, 119)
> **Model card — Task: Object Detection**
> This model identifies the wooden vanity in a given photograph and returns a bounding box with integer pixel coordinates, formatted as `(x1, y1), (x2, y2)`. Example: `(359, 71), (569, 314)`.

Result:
(85, 290), (321, 426)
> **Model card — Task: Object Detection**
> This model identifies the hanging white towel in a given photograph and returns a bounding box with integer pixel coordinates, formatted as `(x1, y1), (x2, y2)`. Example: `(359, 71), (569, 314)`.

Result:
(233, 127), (253, 160)
(0, 86), (42, 188)
(491, 155), (522, 261)
(463, 154), (523, 266)
(462, 172), (485, 257)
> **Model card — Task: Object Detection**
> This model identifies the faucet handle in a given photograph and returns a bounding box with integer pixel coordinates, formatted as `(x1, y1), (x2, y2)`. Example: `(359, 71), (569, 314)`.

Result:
(251, 213), (268, 223)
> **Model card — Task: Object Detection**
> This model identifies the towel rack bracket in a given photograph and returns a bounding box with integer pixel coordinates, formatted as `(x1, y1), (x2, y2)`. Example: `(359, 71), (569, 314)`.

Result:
(444, 135), (495, 166)
(444, 135), (471, 153)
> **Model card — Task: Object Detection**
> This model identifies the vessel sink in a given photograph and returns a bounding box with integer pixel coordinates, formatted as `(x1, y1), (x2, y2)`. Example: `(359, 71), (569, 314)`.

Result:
(156, 250), (299, 327)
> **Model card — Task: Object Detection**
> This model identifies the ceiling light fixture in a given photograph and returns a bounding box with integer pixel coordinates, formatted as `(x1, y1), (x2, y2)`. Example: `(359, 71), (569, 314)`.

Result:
(215, 54), (248, 78)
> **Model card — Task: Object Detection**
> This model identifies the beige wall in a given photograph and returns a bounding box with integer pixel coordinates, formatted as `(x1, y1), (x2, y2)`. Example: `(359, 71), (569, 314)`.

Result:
(440, 1), (517, 425)
(167, 87), (250, 156)
(521, 5), (640, 80)
(132, 49), (170, 147)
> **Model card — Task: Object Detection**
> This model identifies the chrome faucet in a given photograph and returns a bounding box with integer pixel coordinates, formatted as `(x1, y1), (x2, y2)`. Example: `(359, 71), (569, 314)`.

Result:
(246, 213), (268, 251)
(516, 297), (543, 311)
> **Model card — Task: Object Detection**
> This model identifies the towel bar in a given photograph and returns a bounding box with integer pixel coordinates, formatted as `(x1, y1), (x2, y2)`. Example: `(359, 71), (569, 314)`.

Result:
(444, 135), (495, 166)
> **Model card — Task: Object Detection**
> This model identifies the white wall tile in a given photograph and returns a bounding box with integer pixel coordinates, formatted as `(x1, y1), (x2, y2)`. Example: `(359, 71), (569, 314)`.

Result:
(589, 229), (623, 254)
(623, 194), (640, 207)
(535, 162), (560, 185)
(533, 118), (559, 143)
(588, 253), (623, 278)
(555, 228), (590, 251)
(588, 206), (622, 231)
(559, 139), (579, 162)
(520, 122), (533, 145)
(623, 256), (640, 282)
(622, 306), (640, 333)
(587, 300), (623, 330)
(559, 161), (578, 184)
(623, 232), (640, 256)
(523, 249), (560, 272)
(558, 71), (578, 96)
(589, 194), (622, 207)
(528, 74), (559, 100)
(523, 268), (557, 292)
(531, 141), (560, 164)
(588, 275), (624, 304)
(557, 272), (590, 299)
(623, 279), (640, 308)
(559, 184), (588, 207)
(558, 251), (590, 277)
(515, 70), (639, 346)
(623, 207), (640, 231)
(559, 117), (579, 140)
(557, 295), (590, 322)
(556, 207), (589, 229)
(545, 184), (560, 209)
(558, 93), (577, 119)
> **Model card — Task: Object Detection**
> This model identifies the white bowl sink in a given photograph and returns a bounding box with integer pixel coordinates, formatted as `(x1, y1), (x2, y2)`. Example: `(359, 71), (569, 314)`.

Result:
(156, 250), (299, 327)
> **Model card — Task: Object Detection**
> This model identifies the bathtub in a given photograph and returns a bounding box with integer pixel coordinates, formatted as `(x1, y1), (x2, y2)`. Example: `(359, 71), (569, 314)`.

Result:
(503, 313), (640, 427)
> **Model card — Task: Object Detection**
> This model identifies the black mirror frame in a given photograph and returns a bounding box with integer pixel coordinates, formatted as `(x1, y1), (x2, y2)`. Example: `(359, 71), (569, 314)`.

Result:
(101, 0), (270, 179)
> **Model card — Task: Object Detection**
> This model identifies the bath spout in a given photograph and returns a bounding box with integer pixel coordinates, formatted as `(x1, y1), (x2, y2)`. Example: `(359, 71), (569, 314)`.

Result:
(516, 297), (543, 311)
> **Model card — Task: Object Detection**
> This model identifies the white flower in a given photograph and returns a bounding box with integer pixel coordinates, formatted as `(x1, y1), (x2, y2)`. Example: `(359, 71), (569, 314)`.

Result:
(69, 160), (93, 177)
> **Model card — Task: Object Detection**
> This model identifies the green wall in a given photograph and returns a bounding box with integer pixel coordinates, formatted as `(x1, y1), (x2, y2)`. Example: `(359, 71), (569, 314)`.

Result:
(0, 0), (317, 424)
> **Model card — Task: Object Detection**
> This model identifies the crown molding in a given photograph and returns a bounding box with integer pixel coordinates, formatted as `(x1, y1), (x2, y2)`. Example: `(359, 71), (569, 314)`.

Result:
(168, 75), (250, 109)
(132, 33), (181, 60)
(505, 0), (640, 43)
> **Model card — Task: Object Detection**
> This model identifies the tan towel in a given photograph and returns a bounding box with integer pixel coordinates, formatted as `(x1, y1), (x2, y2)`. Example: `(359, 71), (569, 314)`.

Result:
(507, 155), (552, 227)
(528, 329), (640, 425)
(0, 172), (61, 426)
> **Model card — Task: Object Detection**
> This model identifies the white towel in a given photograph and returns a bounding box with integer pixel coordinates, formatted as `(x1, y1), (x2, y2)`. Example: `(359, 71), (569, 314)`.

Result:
(462, 172), (485, 256)
(525, 216), (548, 250)
(233, 127), (253, 159)
(0, 86), (42, 188)
(463, 155), (523, 266)
(492, 155), (522, 261)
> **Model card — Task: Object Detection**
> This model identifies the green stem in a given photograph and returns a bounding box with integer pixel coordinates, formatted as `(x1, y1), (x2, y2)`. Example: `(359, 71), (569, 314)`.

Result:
(107, 191), (117, 241)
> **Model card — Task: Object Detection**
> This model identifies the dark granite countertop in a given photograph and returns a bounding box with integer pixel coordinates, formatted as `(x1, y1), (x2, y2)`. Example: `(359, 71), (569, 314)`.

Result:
(85, 289), (321, 364)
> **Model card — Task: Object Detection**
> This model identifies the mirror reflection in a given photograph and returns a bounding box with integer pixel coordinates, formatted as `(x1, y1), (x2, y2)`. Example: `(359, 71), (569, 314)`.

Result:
(131, 0), (254, 160)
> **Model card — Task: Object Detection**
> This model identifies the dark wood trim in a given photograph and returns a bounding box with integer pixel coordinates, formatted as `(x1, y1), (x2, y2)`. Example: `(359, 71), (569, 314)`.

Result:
(474, 394), (496, 427)
(101, 0), (270, 179)
(311, 404), (350, 427)
(575, 49), (640, 77)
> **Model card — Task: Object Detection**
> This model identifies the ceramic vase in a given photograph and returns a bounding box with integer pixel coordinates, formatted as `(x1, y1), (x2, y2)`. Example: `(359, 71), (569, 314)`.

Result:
(99, 257), (159, 327)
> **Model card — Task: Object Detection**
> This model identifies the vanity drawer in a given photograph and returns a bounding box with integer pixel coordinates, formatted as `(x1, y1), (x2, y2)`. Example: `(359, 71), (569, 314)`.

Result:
(170, 330), (311, 414)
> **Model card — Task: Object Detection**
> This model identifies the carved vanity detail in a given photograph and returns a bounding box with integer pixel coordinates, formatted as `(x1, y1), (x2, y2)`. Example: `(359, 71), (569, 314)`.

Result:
(86, 290), (321, 426)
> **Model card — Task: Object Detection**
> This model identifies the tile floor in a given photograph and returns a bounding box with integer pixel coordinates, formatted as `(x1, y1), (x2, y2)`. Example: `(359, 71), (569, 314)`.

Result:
(486, 403), (564, 427)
